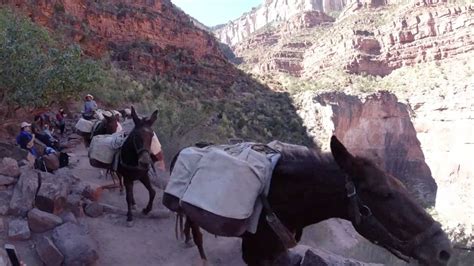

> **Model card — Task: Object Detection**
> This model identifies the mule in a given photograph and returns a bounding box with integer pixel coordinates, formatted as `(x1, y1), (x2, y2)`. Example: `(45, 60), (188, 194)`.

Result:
(117, 106), (158, 226)
(82, 113), (118, 147)
(168, 136), (452, 266)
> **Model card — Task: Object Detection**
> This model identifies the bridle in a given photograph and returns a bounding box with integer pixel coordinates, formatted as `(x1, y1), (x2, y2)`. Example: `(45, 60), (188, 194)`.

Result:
(119, 129), (154, 173)
(344, 176), (443, 262)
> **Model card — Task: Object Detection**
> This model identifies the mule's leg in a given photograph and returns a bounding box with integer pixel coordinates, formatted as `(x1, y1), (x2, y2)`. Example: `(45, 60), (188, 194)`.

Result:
(184, 216), (192, 244)
(124, 179), (134, 225)
(118, 173), (124, 194)
(190, 220), (207, 262)
(295, 228), (303, 242)
(139, 175), (156, 215)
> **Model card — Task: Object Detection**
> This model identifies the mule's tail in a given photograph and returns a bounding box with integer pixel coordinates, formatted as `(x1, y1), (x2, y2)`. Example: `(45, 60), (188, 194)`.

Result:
(175, 212), (185, 240)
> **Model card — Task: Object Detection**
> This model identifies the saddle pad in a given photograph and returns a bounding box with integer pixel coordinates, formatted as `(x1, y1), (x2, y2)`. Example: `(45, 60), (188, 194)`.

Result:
(165, 143), (280, 232)
(151, 133), (162, 155)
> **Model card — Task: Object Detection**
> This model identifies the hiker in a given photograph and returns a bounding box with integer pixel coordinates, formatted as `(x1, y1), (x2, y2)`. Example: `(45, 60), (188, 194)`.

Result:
(82, 94), (98, 120)
(16, 122), (38, 158)
(56, 108), (66, 135)
(32, 115), (58, 149)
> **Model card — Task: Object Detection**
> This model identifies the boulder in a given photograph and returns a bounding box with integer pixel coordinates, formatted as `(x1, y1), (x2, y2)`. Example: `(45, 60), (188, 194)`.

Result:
(9, 169), (39, 216)
(36, 236), (64, 266)
(52, 222), (99, 265)
(84, 202), (103, 218)
(82, 183), (103, 202)
(0, 158), (20, 178)
(0, 142), (28, 161)
(275, 245), (382, 266)
(0, 190), (12, 215)
(0, 175), (17, 186)
(60, 211), (78, 224)
(35, 171), (71, 214)
(8, 219), (31, 240)
(71, 181), (103, 202)
(65, 194), (85, 218)
(28, 208), (63, 233)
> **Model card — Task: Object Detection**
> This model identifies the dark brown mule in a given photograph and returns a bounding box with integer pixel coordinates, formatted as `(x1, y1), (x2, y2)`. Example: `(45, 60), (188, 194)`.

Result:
(82, 114), (118, 147)
(117, 107), (158, 226)
(169, 136), (452, 266)
(84, 113), (121, 188)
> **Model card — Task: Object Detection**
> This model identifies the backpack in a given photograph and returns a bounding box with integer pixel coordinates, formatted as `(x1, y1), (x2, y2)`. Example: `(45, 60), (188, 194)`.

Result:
(59, 152), (69, 168)
(34, 152), (68, 173)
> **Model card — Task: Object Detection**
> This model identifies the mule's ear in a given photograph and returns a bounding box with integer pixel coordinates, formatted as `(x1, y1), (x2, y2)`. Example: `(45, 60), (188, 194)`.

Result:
(131, 106), (140, 125)
(330, 135), (355, 172)
(148, 110), (158, 125)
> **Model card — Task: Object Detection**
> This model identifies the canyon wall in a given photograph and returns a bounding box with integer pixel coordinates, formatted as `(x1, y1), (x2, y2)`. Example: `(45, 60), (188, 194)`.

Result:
(0, 0), (242, 88)
(295, 91), (437, 207)
(232, 2), (473, 78)
(213, 0), (350, 46)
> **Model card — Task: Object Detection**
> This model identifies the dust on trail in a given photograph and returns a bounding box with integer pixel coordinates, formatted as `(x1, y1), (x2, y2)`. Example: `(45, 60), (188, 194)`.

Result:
(70, 143), (246, 266)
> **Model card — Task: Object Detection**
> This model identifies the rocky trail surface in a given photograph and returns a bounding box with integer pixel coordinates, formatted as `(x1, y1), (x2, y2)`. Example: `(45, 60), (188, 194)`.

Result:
(0, 120), (412, 266)
(70, 143), (245, 266)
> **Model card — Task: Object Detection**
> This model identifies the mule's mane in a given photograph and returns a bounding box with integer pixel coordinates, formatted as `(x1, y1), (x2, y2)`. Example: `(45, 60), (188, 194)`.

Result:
(271, 142), (347, 195)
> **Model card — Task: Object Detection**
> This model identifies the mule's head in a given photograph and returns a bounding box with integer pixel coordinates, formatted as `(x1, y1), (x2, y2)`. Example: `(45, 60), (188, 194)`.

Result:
(130, 106), (158, 167)
(330, 136), (452, 266)
(103, 112), (118, 134)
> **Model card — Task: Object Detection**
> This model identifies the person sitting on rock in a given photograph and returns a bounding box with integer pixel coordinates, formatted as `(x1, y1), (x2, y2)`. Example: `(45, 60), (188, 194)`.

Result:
(16, 122), (38, 158)
(82, 94), (98, 120)
(32, 115), (59, 149)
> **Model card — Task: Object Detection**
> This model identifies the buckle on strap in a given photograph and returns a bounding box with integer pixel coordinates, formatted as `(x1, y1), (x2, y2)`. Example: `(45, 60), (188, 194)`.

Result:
(345, 182), (357, 198)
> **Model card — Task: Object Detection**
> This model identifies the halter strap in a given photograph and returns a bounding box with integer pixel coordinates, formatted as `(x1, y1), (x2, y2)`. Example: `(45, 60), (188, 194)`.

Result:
(119, 131), (152, 173)
(343, 176), (442, 261)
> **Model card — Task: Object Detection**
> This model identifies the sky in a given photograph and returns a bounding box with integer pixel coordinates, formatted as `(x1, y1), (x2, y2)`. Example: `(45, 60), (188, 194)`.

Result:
(172, 0), (261, 27)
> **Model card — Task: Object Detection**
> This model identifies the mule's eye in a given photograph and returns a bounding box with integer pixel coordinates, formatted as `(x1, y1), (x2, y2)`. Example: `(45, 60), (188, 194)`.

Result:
(372, 190), (393, 200)
(380, 192), (393, 199)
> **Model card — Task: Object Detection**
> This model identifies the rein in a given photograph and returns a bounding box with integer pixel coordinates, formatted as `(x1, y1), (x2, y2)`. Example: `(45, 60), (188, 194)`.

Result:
(344, 176), (443, 262)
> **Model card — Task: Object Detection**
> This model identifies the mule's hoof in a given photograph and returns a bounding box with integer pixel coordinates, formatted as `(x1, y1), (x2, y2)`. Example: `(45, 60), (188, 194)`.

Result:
(142, 208), (151, 215)
(131, 205), (137, 210)
(180, 241), (195, 249)
(126, 221), (134, 227)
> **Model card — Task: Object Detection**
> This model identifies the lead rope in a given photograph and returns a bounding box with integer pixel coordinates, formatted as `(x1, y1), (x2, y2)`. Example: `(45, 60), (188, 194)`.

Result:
(260, 195), (297, 249)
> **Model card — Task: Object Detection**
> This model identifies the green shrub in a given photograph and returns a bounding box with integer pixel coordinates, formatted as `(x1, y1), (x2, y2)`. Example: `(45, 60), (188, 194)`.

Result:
(0, 8), (100, 111)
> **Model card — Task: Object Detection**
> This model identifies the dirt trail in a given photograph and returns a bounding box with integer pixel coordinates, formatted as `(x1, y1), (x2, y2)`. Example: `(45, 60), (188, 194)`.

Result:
(70, 143), (246, 266)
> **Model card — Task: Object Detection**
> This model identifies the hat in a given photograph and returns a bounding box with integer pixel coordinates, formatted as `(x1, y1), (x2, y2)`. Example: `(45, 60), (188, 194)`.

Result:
(20, 122), (31, 129)
(85, 94), (94, 100)
(124, 108), (131, 115)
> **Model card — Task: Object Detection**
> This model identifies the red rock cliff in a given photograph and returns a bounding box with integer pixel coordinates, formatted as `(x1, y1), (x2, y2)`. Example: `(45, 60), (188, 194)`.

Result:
(1, 0), (239, 87)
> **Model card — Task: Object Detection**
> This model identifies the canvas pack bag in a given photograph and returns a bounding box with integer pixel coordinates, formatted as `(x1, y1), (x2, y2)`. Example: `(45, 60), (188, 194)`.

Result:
(163, 143), (280, 236)
(88, 133), (126, 168)
(75, 118), (95, 133)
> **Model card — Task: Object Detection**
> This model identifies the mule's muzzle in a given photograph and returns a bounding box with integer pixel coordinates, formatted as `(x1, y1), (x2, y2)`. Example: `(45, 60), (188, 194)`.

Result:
(413, 231), (452, 266)
(138, 151), (152, 166)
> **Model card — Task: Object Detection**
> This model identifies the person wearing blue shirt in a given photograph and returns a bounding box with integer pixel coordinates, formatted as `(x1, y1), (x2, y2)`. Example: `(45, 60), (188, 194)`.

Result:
(82, 94), (98, 120)
(16, 122), (38, 157)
